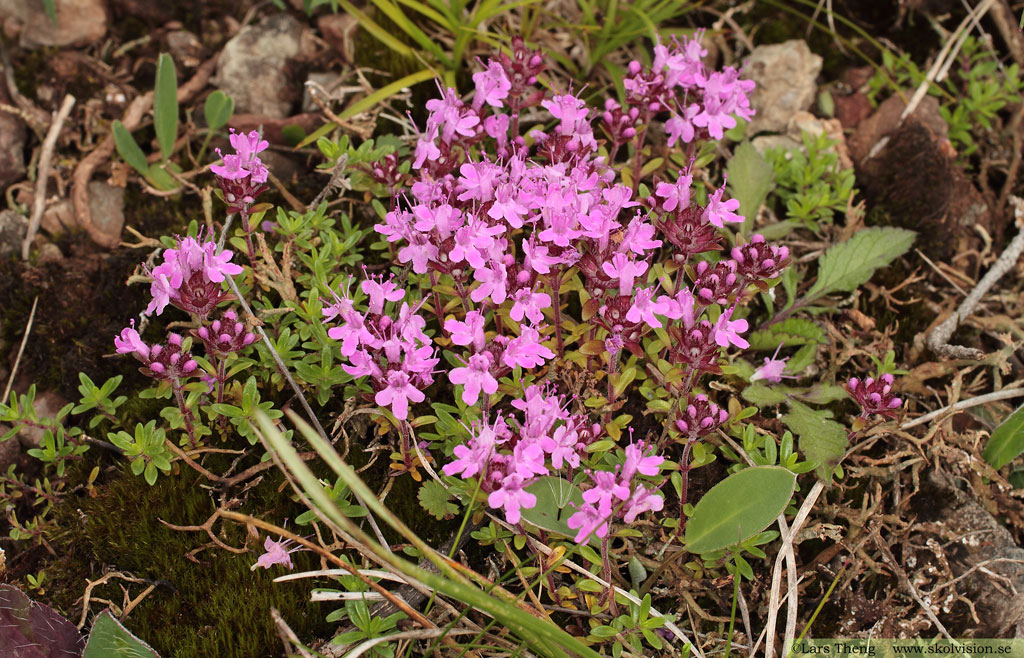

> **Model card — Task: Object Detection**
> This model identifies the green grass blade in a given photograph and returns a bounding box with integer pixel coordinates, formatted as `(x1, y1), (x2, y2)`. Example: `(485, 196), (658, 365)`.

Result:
(251, 410), (602, 658)
(334, 0), (417, 58)
(339, 68), (438, 121)
(153, 53), (179, 161)
(391, 0), (451, 28)
(41, 0), (57, 24)
(370, 0), (453, 67)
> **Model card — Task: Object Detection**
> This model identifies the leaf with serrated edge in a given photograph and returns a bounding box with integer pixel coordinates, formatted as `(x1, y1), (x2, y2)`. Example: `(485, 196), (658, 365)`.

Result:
(805, 227), (915, 301)
(782, 400), (848, 481)
(727, 141), (774, 235)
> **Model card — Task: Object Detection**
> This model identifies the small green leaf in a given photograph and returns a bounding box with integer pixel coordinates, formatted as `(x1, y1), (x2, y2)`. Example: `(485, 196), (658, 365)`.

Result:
(685, 466), (795, 554)
(804, 227), (916, 302)
(153, 53), (179, 161)
(84, 609), (161, 657)
(782, 400), (848, 480)
(742, 384), (788, 406)
(748, 318), (826, 350)
(727, 141), (774, 235)
(418, 480), (458, 520)
(983, 403), (1024, 470)
(203, 90), (234, 132)
(112, 121), (149, 176)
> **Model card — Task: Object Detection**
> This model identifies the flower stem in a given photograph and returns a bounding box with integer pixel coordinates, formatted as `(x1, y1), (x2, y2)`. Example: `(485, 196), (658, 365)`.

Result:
(601, 534), (618, 616)
(679, 439), (695, 530)
(550, 271), (564, 358)
(172, 379), (197, 449)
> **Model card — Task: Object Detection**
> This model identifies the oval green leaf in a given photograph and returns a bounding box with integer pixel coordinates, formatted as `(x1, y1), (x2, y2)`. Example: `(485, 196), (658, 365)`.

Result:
(203, 90), (234, 132)
(983, 402), (1024, 471)
(520, 476), (584, 539)
(153, 53), (179, 161)
(685, 466), (796, 554)
(84, 609), (160, 657)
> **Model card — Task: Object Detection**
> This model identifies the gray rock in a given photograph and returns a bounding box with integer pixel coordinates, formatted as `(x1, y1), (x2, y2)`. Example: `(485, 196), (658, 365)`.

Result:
(86, 180), (125, 246)
(0, 434), (18, 473)
(0, 83), (25, 187)
(166, 30), (203, 69)
(0, 0), (108, 48)
(36, 241), (63, 264)
(213, 14), (305, 119)
(302, 71), (345, 113)
(17, 389), (67, 449)
(744, 40), (822, 135)
(751, 134), (800, 156)
(0, 210), (27, 259)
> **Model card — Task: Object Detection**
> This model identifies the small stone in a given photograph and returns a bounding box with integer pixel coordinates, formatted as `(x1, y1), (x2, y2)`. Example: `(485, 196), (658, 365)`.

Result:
(86, 180), (125, 246)
(0, 209), (27, 259)
(16, 390), (67, 449)
(751, 135), (801, 156)
(0, 0), (108, 48)
(166, 30), (203, 69)
(0, 82), (25, 188)
(744, 40), (822, 135)
(214, 14), (305, 119)
(36, 241), (63, 264)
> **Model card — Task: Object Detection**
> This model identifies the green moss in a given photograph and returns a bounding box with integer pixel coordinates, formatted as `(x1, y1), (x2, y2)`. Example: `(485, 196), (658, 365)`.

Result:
(45, 462), (330, 658)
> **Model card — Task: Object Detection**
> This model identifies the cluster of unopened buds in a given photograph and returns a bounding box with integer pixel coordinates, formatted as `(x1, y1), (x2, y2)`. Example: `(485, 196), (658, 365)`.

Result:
(846, 374), (903, 418)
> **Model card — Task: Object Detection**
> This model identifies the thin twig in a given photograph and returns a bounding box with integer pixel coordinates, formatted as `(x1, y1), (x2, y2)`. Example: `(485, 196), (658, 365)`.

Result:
(927, 197), (1024, 358)
(3, 296), (37, 401)
(22, 94), (75, 260)
(872, 529), (957, 641)
(900, 387), (1024, 430)
(898, 0), (996, 125)
(344, 629), (475, 658)
(270, 607), (317, 658)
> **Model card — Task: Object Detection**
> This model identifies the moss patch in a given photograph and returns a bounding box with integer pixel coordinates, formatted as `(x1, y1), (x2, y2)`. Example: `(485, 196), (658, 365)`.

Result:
(45, 462), (329, 658)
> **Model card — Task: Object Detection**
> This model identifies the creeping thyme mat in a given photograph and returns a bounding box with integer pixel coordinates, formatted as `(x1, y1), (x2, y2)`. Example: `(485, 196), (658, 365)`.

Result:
(4, 5), (1024, 657)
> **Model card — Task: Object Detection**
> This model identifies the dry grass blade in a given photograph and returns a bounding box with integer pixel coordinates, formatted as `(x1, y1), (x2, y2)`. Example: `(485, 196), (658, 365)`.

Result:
(3, 295), (38, 402)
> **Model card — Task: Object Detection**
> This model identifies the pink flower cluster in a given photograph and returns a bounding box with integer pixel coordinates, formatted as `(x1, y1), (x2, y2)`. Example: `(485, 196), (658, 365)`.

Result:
(567, 442), (664, 544)
(846, 374), (903, 418)
(211, 129), (270, 214)
(322, 274), (438, 420)
(115, 321), (198, 381)
(443, 383), (600, 524)
(616, 33), (755, 147)
(145, 233), (244, 317)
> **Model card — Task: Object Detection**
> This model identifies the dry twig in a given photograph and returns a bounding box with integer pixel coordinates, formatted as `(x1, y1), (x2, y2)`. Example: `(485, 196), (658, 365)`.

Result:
(927, 197), (1024, 358)
(22, 94), (75, 260)
(2, 296), (38, 401)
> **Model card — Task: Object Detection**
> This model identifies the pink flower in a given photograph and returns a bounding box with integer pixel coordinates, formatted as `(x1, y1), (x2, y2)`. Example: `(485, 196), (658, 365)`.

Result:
(502, 325), (555, 369)
(375, 370), (425, 420)
(114, 320), (149, 359)
(751, 344), (792, 383)
(713, 307), (749, 349)
(621, 441), (664, 481)
(522, 237), (561, 275)
(540, 424), (581, 469)
(703, 182), (743, 228)
(449, 353), (498, 406)
(361, 275), (405, 315)
(488, 474), (536, 524)
(602, 253), (648, 296)
(623, 486), (664, 523)
(471, 260), (509, 305)
(655, 171), (693, 212)
(445, 310), (486, 352)
(443, 417), (504, 479)
(626, 286), (669, 329)
(509, 287), (551, 325)
(567, 502), (610, 544)
(253, 536), (300, 570)
(472, 60), (511, 109)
